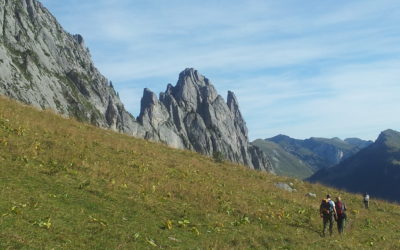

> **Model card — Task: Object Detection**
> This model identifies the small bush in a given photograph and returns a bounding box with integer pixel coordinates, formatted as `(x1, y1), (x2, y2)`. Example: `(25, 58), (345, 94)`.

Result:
(213, 151), (225, 163)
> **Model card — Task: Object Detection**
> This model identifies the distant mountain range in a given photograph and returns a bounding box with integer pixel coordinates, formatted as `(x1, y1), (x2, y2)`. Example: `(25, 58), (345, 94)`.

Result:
(308, 129), (400, 203)
(253, 135), (372, 178)
(252, 139), (314, 179)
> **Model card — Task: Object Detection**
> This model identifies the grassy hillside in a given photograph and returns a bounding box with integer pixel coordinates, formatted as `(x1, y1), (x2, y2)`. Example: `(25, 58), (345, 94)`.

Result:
(1, 96), (400, 249)
(252, 139), (313, 179)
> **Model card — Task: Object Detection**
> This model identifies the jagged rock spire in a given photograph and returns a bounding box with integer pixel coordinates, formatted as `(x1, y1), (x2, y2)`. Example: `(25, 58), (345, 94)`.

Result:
(138, 68), (273, 172)
(227, 90), (248, 140)
(0, 0), (273, 172)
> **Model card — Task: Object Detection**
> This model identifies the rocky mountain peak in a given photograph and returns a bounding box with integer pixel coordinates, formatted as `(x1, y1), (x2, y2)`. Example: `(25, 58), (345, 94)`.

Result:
(0, 1), (273, 173)
(137, 68), (273, 171)
(271, 134), (292, 141)
(178, 68), (210, 88)
(139, 88), (158, 116)
(172, 68), (218, 111)
(227, 90), (248, 139)
(375, 129), (400, 148)
(377, 129), (399, 139)
(227, 91), (239, 111)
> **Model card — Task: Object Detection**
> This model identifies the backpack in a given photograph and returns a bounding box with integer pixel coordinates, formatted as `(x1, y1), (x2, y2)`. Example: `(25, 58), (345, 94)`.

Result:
(320, 199), (333, 215)
(336, 201), (346, 215)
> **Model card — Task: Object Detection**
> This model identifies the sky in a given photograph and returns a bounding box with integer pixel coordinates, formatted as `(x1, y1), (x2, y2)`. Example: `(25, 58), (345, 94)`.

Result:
(40, 0), (400, 141)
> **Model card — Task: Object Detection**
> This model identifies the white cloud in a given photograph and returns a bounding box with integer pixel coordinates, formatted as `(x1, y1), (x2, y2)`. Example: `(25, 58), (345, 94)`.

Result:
(238, 59), (400, 140)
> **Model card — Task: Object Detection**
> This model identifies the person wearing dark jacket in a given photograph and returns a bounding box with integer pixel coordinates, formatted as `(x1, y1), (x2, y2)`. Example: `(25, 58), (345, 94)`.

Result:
(320, 194), (337, 237)
(335, 196), (347, 234)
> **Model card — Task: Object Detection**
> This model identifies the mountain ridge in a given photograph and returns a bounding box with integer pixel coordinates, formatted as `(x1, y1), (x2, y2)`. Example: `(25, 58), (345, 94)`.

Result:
(138, 68), (273, 171)
(266, 134), (372, 171)
(308, 129), (400, 202)
(252, 139), (314, 179)
(0, 0), (271, 171)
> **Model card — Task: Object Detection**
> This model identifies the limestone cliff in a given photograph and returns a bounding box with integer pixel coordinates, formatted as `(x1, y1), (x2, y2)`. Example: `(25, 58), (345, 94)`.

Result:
(0, 0), (144, 135)
(0, 0), (273, 172)
(139, 68), (273, 171)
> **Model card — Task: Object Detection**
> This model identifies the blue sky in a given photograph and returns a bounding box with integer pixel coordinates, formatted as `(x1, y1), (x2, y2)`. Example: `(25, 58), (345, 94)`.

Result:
(41, 0), (400, 141)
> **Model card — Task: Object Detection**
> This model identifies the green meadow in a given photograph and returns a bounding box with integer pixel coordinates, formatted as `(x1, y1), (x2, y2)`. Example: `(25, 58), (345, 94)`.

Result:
(1, 96), (399, 249)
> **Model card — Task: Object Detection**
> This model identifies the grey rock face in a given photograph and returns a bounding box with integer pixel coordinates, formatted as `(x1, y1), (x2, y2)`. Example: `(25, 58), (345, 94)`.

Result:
(138, 68), (273, 172)
(138, 88), (184, 149)
(0, 0), (272, 172)
(0, 0), (137, 134)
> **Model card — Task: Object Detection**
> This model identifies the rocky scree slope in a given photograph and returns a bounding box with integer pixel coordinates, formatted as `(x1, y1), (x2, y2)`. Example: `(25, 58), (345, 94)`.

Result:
(0, 0), (272, 171)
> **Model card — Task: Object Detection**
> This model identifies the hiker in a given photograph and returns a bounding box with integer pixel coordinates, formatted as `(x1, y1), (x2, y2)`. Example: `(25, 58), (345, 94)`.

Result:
(335, 196), (347, 234)
(320, 194), (337, 237)
(363, 193), (370, 209)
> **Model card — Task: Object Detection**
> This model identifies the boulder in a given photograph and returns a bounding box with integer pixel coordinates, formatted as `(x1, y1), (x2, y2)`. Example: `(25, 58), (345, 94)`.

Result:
(306, 192), (317, 198)
(275, 182), (294, 192)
